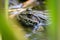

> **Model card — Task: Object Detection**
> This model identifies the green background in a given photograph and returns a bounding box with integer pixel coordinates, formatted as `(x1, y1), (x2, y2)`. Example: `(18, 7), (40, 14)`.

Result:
(0, 0), (58, 40)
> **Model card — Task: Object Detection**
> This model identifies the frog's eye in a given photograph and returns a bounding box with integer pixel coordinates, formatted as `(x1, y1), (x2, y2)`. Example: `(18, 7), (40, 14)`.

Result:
(30, 21), (32, 23)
